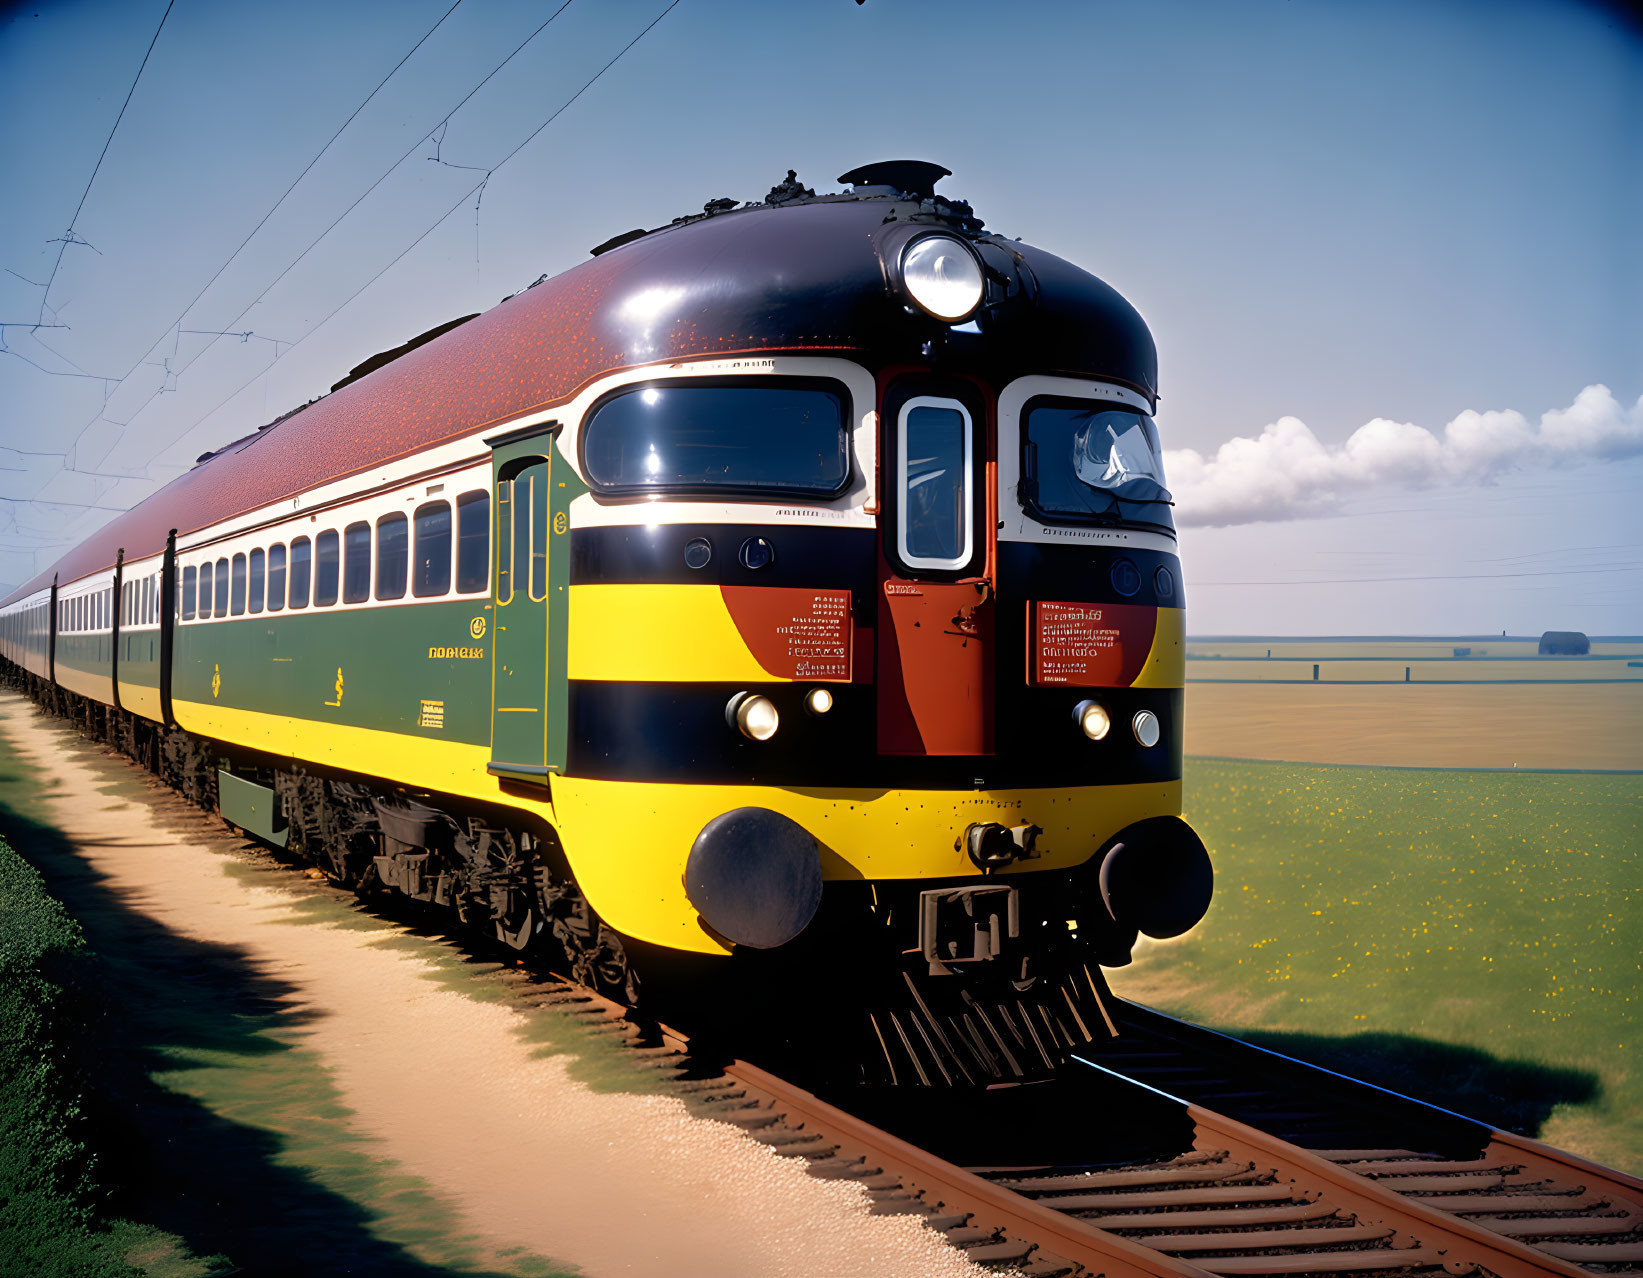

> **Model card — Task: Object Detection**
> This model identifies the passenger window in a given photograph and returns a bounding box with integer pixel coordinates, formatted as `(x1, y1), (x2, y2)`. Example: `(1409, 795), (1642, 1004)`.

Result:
(896, 397), (973, 571)
(290, 537), (312, 608)
(456, 489), (489, 594)
(231, 554), (247, 616)
(249, 548), (265, 614)
(214, 559), (230, 617)
(413, 501), (452, 597)
(376, 513), (408, 601)
(198, 563), (213, 619)
(510, 471), (550, 603)
(495, 481), (512, 604)
(527, 471), (548, 602)
(343, 522), (371, 604)
(144, 577), (153, 625)
(314, 532), (339, 606)
(267, 544), (286, 612)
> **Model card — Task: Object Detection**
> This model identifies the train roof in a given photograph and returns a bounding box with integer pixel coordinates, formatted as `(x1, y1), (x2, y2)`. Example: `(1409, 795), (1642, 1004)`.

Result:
(5, 164), (1157, 604)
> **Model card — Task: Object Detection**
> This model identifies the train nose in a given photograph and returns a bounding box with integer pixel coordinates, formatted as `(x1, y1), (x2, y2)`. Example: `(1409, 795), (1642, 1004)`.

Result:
(1096, 816), (1214, 939)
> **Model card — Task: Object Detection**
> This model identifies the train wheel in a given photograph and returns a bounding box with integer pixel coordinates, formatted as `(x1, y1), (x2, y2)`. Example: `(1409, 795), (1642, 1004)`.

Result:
(542, 889), (639, 1005)
(480, 826), (536, 951)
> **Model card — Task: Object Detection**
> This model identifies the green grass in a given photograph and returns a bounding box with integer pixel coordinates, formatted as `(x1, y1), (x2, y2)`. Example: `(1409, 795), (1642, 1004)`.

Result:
(1109, 760), (1642, 1171)
(0, 716), (574, 1277)
(0, 833), (231, 1278)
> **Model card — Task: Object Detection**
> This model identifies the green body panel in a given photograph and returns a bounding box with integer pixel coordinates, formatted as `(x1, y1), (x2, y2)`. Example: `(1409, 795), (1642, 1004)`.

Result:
(546, 436), (589, 773)
(218, 770), (288, 847)
(173, 601), (492, 743)
(54, 633), (114, 678)
(119, 629), (162, 689)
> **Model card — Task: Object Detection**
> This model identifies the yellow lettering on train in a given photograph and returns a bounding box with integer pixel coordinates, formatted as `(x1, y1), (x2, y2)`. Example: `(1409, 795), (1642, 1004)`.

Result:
(427, 646), (486, 659)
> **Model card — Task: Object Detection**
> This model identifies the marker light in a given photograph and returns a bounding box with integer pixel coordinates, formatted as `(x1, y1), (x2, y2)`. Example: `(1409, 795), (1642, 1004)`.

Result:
(1132, 709), (1161, 748)
(1074, 700), (1111, 740)
(727, 692), (780, 741)
(805, 687), (834, 716)
(900, 235), (984, 322)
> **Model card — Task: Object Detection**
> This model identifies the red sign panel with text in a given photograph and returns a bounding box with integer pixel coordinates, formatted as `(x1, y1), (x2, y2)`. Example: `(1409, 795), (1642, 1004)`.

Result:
(722, 586), (853, 681)
(1030, 600), (1156, 687)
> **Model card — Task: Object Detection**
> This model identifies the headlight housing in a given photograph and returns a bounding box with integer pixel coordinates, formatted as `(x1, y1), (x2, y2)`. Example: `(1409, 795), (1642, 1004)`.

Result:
(727, 692), (780, 741)
(1074, 700), (1111, 741)
(900, 235), (984, 322)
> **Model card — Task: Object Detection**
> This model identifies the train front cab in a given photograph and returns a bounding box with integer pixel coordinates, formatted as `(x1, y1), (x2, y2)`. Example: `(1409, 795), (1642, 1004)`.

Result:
(529, 357), (1211, 983)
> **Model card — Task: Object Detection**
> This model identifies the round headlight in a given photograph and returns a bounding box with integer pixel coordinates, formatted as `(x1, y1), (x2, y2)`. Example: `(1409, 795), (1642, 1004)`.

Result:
(727, 692), (780, 741)
(804, 687), (833, 716)
(900, 235), (984, 322)
(1074, 700), (1111, 741)
(1132, 709), (1161, 748)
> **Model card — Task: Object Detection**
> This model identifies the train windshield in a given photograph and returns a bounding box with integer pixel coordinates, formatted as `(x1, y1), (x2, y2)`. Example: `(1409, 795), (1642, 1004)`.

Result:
(582, 380), (849, 497)
(1023, 399), (1174, 533)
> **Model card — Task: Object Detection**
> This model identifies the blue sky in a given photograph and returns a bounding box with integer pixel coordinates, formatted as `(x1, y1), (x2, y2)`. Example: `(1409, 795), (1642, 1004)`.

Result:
(2, 0), (1638, 633)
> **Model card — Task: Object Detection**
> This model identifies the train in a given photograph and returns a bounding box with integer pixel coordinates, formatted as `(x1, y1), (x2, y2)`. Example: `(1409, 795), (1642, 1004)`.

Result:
(0, 162), (1212, 1086)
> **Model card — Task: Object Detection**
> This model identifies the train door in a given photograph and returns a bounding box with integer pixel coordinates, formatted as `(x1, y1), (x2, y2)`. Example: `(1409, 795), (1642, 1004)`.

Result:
(488, 429), (554, 783)
(486, 423), (586, 786)
(876, 378), (996, 757)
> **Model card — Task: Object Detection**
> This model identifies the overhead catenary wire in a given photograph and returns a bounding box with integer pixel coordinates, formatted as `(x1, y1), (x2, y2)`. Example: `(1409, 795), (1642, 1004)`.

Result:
(35, 0), (176, 326)
(6, 0), (682, 565)
(57, 0), (578, 472)
(56, 0), (469, 425)
(120, 0), (681, 473)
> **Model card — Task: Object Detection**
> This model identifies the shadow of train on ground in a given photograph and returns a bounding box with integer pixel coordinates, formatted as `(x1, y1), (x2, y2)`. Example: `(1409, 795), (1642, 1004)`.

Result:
(0, 792), (568, 1278)
(1224, 1026), (1601, 1140)
(0, 726), (1614, 1276)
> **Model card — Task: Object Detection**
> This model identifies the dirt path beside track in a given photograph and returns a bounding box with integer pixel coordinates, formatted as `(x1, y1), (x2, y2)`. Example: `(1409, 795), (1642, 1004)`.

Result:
(0, 695), (992, 1278)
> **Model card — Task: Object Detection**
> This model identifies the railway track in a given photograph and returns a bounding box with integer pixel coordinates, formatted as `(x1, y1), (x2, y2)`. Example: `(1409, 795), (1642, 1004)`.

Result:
(25, 717), (1643, 1278)
(484, 968), (1643, 1278)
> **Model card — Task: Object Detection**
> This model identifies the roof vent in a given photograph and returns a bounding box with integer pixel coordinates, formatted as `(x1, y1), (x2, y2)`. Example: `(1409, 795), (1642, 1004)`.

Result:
(837, 160), (951, 199)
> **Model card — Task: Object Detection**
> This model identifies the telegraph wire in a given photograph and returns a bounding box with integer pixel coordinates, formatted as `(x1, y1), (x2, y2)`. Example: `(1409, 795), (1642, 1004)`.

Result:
(56, 0), (578, 470)
(35, 0), (176, 326)
(7, 0), (676, 556)
(121, 0), (679, 470)
(95, 0), (467, 395)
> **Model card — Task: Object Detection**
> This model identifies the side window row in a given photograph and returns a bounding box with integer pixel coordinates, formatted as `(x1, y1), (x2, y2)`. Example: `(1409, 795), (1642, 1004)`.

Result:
(55, 572), (163, 633)
(181, 489), (489, 621)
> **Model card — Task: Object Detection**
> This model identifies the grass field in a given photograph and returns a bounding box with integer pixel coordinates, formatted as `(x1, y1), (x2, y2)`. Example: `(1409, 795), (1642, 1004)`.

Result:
(1186, 637), (1643, 685)
(0, 833), (229, 1278)
(1107, 759), (1643, 1173)
(1184, 682), (1643, 770)
(1187, 638), (1643, 661)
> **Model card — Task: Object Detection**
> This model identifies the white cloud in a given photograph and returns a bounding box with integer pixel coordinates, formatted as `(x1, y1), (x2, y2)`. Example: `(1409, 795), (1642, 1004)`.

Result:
(1165, 384), (1643, 527)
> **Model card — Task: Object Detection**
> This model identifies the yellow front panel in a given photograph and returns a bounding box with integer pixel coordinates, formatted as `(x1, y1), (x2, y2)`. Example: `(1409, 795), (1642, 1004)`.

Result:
(171, 701), (1181, 959)
(568, 584), (784, 683)
(1132, 606), (1185, 688)
(551, 776), (1181, 954)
